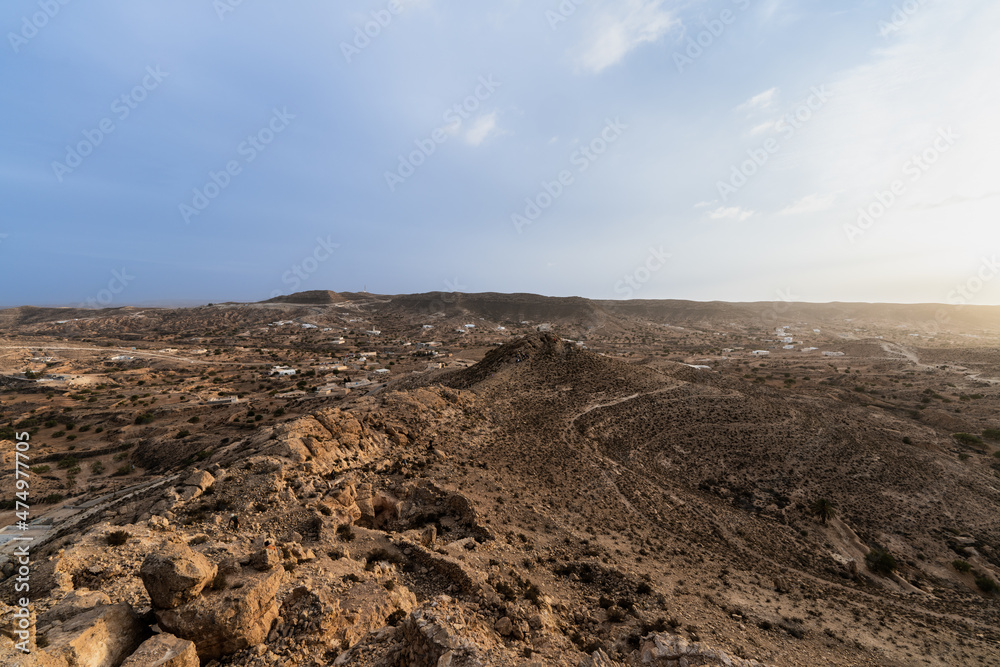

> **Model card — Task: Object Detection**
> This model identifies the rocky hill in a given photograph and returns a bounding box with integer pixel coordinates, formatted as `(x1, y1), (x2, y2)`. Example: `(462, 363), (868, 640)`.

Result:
(3, 333), (999, 665)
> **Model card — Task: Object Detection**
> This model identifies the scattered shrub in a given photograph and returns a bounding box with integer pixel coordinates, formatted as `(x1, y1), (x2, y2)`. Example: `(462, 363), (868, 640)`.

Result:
(953, 433), (983, 446)
(105, 530), (131, 546)
(865, 547), (897, 575)
(975, 574), (999, 595)
(952, 559), (972, 573)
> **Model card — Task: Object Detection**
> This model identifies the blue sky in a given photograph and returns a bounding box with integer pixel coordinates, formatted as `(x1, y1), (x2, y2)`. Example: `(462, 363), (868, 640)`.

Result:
(1, 0), (997, 308)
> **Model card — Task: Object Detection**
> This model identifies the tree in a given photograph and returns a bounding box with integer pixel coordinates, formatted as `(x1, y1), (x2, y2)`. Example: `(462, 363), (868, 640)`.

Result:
(811, 498), (836, 525)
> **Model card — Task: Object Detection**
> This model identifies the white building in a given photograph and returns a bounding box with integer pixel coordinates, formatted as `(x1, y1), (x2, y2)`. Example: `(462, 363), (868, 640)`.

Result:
(751, 350), (770, 356)
(270, 366), (297, 376)
(365, 330), (381, 336)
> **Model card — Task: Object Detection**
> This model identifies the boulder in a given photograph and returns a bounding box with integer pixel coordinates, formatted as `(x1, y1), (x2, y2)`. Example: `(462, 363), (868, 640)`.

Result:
(178, 470), (214, 501)
(38, 590), (111, 625)
(140, 543), (217, 610)
(120, 633), (199, 667)
(249, 546), (280, 571)
(41, 603), (144, 667)
(184, 470), (215, 491)
(155, 567), (283, 660)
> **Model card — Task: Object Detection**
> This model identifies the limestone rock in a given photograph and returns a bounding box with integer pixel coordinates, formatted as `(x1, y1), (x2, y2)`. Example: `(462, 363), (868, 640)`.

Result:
(120, 633), (199, 667)
(155, 566), (283, 660)
(42, 603), (144, 667)
(140, 543), (217, 610)
(38, 590), (111, 625)
(639, 633), (769, 666)
(249, 546), (280, 571)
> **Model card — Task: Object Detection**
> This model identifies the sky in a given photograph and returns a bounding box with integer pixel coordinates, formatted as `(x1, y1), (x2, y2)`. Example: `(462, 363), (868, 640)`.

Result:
(1, 0), (998, 308)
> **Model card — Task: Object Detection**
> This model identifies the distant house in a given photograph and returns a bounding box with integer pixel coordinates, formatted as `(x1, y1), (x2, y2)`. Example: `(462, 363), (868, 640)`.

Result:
(345, 379), (373, 389)
(373, 368), (390, 375)
(315, 385), (350, 397)
(822, 351), (845, 357)
(422, 325), (434, 330)
(275, 390), (306, 398)
(751, 350), (770, 356)
(464, 324), (475, 328)
(270, 366), (297, 376)
(359, 352), (377, 358)
(206, 396), (243, 405)
(110, 355), (134, 361)
(365, 330), (381, 336)
(330, 337), (346, 344)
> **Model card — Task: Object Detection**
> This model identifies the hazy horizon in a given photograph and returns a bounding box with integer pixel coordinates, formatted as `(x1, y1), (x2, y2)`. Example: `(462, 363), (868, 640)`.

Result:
(2, 1), (997, 308)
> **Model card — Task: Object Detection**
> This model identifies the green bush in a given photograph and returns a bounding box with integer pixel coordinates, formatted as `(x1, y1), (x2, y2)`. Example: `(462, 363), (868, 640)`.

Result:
(30, 465), (51, 474)
(975, 573), (999, 594)
(953, 432), (983, 446)
(134, 413), (154, 425)
(865, 547), (897, 575)
(952, 559), (972, 573)
(982, 428), (1000, 441)
(56, 456), (78, 469)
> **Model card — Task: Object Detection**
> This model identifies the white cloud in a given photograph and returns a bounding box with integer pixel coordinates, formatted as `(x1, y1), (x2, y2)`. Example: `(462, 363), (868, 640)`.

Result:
(578, 0), (677, 73)
(778, 193), (837, 215)
(708, 206), (754, 222)
(464, 112), (500, 146)
(748, 120), (779, 136)
(735, 87), (778, 113)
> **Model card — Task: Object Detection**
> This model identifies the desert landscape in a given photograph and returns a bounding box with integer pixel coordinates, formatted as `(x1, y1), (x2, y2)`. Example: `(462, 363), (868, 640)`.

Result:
(2, 290), (999, 666)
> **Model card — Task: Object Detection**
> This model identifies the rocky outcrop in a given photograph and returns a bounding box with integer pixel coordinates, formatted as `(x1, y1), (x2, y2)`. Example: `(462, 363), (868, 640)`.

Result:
(120, 633), (199, 667)
(255, 407), (381, 465)
(384, 598), (483, 667)
(155, 566), (283, 660)
(637, 633), (769, 666)
(139, 543), (217, 609)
